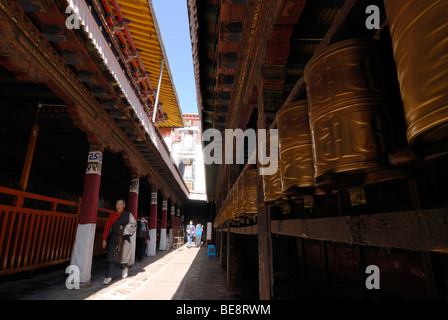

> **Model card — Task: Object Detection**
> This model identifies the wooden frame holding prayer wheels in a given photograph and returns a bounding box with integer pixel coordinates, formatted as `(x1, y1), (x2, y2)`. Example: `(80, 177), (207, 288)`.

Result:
(277, 100), (314, 194)
(304, 39), (397, 183)
(384, 0), (448, 146)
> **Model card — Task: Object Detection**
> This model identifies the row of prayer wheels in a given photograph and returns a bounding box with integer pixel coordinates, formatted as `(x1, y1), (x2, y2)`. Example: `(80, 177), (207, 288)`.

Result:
(216, 0), (448, 223)
(261, 0), (448, 204)
(215, 169), (258, 226)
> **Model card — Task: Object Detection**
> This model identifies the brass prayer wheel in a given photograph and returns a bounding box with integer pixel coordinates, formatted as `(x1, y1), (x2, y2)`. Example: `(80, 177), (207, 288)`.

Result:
(262, 135), (283, 204)
(238, 173), (244, 216)
(230, 183), (236, 219)
(304, 38), (394, 179)
(276, 100), (314, 193)
(384, 0), (448, 145)
(242, 169), (257, 214)
(225, 194), (231, 221)
(233, 174), (243, 219)
(263, 167), (282, 204)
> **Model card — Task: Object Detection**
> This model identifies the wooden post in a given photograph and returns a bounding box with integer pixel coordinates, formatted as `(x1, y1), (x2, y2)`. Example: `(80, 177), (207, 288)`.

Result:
(219, 225), (224, 264)
(258, 206), (273, 300)
(422, 252), (446, 299)
(226, 222), (231, 287)
(322, 240), (329, 287)
(128, 177), (139, 266)
(221, 223), (228, 269)
(20, 125), (39, 191)
(159, 199), (168, 250)
(147, 190), (158, 256)
(227, 226), (243, 290)
(358, 246), (368, 299)
(128, 177), (139, 220)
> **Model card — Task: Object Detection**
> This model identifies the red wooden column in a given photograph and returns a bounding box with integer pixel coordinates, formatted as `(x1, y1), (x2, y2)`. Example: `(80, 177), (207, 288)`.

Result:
(146, 190), (158, 256)
(169, 204), (175, 248)
(159, 198), (168, 250)
(176, 207), (181, 237)
(128, 177), (139, 219)
(70, 149), (103, 284)
(19, 125), (39, 192)
(128, 177), (139, 265)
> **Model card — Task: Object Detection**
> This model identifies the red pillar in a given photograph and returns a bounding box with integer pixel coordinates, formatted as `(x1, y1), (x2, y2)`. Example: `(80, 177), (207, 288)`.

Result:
(147, 190), (157, 256)
(128, 177), (139, 265)
(159, 199), (168, 250)
(176, 208), (181, 238)
(128, 177), (139, 219)
(169, 205), (175, 247)
(70, 150), (102, 284)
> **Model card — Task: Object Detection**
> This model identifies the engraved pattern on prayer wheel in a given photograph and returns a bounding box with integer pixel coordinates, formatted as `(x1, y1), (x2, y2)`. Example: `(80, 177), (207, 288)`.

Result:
(221, 196), (230, 225)
(230, 182), (237, 219)
(242, 169), (257, 214)
(225, 196), (230, 221)
(262, 136), (282, 203)
(238, 174), (244, 215)
(304, 39), (393, 178)
(384, 0), (448, 145)
(277, 100), (314, 193)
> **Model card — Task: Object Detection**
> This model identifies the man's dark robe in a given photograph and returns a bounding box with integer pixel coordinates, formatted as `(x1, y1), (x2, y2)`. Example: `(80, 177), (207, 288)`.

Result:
(107, 210), (137, 264)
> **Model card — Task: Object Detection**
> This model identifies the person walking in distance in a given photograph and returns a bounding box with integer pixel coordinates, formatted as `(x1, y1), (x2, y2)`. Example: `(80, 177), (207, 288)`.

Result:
(186, 220), (195, 248)
(136, 214), (150, 262)
(102, 198), (137, 285)
(194, 224), (203, 247)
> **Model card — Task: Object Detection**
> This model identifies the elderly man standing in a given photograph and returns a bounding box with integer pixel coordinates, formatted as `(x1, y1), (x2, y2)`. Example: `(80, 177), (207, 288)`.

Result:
(186, 220), (196, 249)
(102, 198), (137, 285)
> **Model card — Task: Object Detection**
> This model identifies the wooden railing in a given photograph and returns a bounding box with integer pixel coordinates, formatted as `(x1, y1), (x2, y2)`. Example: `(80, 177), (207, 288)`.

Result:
(0, 187), (113, 276)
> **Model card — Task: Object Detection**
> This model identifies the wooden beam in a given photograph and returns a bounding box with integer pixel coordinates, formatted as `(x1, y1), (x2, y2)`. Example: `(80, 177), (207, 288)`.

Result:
(230, 224), (258, 235)
(271, 209), (448, 252)
(17, 0), (52, 12)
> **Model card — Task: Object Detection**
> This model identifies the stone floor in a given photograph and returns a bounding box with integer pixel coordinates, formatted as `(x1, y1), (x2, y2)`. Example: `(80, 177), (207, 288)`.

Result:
(0, 244), (252, 300)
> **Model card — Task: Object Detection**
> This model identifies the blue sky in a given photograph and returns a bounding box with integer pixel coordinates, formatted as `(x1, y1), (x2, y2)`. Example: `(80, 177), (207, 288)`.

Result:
(152, 0), (199, 115)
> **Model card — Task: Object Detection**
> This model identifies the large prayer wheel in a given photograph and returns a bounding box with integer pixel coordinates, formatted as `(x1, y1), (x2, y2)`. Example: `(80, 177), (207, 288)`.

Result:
(277, 100), (314, 193)
(224, 194), (231, 222)
(304, 39), (395, 179)
(262, 135), (282, 204)
(237, 173), (244, 215)
(231, 179), (237, 219)
(384, 0), (448, 145)
(263, 168), (282, 204)
(233, 174), (243, 219)
(242, 169), (257, 214)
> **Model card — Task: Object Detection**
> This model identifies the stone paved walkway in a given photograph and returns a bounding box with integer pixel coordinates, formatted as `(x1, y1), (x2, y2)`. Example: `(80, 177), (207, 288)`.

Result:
(0, 244), (251, 300)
